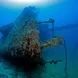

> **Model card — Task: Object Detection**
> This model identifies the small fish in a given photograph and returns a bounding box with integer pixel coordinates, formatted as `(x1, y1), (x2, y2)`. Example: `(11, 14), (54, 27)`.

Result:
(51, 74), (55, 77)
(46, 60), (62, 64)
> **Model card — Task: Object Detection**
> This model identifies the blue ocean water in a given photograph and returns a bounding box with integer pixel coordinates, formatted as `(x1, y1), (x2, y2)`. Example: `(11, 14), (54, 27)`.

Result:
(0, 0), (78, 78)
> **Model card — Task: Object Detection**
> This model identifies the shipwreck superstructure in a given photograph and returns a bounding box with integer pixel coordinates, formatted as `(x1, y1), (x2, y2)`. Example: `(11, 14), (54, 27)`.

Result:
(0, 6), (68, 78)
(0, 7), (64, 59)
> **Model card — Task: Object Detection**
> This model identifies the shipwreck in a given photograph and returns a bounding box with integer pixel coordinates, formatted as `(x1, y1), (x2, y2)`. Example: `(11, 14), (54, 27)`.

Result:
(0, 7), (68, 78)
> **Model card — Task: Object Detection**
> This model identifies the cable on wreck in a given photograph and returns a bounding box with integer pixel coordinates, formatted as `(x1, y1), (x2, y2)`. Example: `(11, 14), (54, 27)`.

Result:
(63, 37), (68, 78)
(50, 18), (68, 78)
(38, 18), (68, 78)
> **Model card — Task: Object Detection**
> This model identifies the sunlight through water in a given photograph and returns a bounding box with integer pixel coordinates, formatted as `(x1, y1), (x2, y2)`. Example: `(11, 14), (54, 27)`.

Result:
(0, 0), (64, 7)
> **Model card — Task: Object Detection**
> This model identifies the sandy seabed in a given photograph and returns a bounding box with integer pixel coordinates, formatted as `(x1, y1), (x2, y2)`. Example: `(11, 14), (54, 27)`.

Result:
(0, 57), (78, 78)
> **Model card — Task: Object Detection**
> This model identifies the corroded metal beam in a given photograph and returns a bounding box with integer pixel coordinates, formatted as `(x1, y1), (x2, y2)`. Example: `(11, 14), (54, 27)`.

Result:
(41, 36), (64, 49)
(37, 18), (55, 24)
